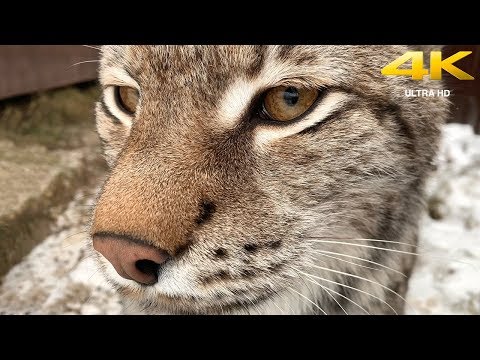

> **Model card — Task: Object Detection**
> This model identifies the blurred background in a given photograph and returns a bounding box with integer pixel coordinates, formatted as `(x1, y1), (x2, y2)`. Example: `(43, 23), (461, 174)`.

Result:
(0, 45), (479, 314)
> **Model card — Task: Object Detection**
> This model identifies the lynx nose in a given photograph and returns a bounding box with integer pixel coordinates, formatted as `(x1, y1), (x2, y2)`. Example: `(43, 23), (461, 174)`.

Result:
(92, 234), (170, 285)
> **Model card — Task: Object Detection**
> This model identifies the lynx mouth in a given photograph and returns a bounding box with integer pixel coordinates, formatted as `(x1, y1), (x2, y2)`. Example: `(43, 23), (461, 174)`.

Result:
(105, 268), (281, 314)
(128, 289), (278, 315)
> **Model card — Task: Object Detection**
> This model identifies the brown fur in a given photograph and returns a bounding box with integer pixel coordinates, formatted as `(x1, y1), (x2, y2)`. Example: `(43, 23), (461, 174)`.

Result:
(90, 46), (449, 314)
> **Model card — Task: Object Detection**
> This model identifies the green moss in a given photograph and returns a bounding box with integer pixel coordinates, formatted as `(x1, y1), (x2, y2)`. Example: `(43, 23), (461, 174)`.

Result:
(0, 82), (100, 149)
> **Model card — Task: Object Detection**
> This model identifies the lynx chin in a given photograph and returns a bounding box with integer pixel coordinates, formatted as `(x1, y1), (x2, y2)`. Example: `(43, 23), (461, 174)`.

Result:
(90, 45), (449, 314)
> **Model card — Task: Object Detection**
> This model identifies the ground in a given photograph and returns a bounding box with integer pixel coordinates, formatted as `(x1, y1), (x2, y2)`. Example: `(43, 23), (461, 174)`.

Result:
(0, 123), (479, 315)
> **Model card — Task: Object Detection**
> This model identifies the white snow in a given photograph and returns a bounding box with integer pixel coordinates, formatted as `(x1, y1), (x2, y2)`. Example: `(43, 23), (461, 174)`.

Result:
(0, 191), (123, 315)
(406, 123), (480, 314)
(0, 123), (479, 314)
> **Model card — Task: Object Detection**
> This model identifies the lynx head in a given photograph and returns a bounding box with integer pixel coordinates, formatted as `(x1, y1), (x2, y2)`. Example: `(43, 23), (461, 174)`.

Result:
(91, 45), (449, 314)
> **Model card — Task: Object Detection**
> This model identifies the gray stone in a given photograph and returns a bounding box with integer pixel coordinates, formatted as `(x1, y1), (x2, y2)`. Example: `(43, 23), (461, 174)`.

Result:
(0, 136), (105, 277)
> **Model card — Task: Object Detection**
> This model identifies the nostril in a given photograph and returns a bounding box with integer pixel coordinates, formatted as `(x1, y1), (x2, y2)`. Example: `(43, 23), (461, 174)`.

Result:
(92, 232), (170, 285)
(135, 259), (161, 279)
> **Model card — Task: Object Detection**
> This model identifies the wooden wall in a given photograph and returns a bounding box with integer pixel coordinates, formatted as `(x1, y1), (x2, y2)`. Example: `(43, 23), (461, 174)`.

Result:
(0, 45), (99, 100)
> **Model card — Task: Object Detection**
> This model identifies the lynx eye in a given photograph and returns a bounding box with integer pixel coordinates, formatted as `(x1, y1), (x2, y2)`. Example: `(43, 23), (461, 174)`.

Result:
(115, 86), (139, 115)
(262, 86), (319, 122)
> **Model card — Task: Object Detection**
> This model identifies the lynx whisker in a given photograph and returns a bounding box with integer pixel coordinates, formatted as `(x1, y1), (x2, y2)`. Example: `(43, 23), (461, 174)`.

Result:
(306, 239), (480, 270)
(287, 286), (327, 315)
(313, 250), (383, 273)
(296, 268), (398, 314)
(307, 236), (420, 248)
(313, 249), (408, 277)
(306, 263), (415, 313)
(271, 299), (286, 314)
(69, 60), (100, 68)
(290, 265), (368, 314)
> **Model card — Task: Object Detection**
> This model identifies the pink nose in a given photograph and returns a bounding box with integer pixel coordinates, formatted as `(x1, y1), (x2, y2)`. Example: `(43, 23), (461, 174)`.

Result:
(93, 234), (170, 285)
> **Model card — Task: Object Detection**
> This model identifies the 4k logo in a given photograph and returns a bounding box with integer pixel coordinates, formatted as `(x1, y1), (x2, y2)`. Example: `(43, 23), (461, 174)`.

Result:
(381, 51), (474, 80)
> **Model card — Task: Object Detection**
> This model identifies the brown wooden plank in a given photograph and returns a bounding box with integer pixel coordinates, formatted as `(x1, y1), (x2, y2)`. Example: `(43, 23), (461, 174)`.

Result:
(0, 45), (99, 100)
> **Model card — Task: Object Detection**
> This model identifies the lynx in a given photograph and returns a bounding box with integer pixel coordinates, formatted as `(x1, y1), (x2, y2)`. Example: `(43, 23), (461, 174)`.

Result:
(90, 45), (449, 314)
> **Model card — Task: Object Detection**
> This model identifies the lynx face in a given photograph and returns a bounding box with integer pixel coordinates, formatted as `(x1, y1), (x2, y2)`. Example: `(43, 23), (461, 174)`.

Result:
(91, 46), (449, 314)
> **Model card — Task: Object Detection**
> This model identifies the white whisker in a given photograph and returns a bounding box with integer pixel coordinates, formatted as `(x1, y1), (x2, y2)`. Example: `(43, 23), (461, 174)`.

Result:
(306, 263), (415, 314)
(296, 269), (398, 314)
(307, 239), (417, 255)
(70, 60), (100, 68)
(290, 265), (368, 314)
(271, 299), (286, 314)
(314, 249), (407, 278)
(308, 237), (419, 248)
(312, 279), (370, 315)
(275, 286), (297, 314)
(296, 270), (322, 313)
(287, 286), (327, 315)
(306, 239), (480, 270)
(243, 293), (263, 315)
(313, 250), (382, 273)
(316, 280), (348, 315)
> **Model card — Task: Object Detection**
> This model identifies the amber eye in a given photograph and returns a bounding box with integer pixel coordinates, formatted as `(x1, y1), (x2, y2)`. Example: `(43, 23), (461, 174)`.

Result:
(115, 86), (139, 114)
(262, 86), (319, 122)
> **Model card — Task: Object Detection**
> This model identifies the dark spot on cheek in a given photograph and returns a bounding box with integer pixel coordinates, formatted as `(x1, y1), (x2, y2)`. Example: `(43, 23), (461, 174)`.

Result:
(174, 237), (193, 257)
(267, 261), (285, 272)
(215, 270), (229, 280)
(268, 240), (282, 249)
(196, 201), (216, 225)
(244, 243), (258, 253)
(214, 248), (227, 258)
(200, 270), (231, 285)
(240, 269), (256, 278)
(344, 166), (361, 176)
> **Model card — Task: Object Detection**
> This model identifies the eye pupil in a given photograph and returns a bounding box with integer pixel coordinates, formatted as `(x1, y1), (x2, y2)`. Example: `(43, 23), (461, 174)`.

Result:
(283, 87), (299, 106)
(262, 85), (319, 122)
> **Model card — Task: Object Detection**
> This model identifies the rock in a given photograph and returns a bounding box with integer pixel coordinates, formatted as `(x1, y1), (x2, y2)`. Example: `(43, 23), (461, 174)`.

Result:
(0, 138), (105, 276)
(0, 83), (106, 277)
